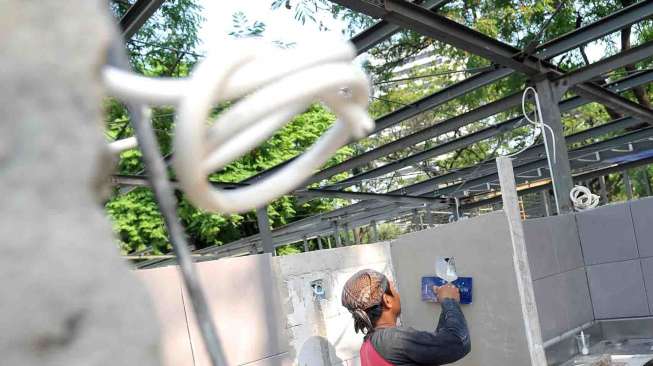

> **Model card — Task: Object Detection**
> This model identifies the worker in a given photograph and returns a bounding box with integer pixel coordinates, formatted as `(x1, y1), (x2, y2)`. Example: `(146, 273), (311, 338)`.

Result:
(341, 269), (470, 365)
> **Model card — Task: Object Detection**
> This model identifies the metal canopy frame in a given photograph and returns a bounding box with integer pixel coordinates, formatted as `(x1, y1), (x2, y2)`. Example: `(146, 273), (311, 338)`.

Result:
(110, 0), (653, 267)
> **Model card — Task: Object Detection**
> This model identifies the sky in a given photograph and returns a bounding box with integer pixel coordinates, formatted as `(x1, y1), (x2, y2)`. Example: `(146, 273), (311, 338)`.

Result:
(195, 1), (605, 66)
(197, 0), (351, 50)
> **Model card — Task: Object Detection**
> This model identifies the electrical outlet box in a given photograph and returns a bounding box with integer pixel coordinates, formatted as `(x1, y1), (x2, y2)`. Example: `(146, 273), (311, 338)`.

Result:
(421, 276), (473, 304)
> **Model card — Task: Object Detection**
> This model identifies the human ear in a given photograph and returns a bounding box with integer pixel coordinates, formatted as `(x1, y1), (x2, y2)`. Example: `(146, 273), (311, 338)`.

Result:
(382, 293), (393, 309)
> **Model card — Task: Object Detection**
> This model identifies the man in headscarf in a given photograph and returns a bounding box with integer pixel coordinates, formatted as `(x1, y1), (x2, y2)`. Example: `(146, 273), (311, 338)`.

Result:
(341, 269), (470, 365)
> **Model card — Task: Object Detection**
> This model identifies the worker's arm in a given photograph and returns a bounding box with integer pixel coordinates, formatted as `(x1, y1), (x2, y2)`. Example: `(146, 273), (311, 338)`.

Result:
(373, 286), (470, 365)
(407, 285), (470, 364)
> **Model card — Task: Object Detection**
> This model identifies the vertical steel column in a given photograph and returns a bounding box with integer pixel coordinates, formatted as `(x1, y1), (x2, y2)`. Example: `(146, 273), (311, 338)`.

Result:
(426, 205), (435, 227)
(371, 220), (379, 242)
(535, 79), (574, 213)
(353, 226), (360, 245)
(333, 221), (342, 247)
(302, 235), (309, 252)
(317, 236), (323, 250)
(412, 208), (419, 231)
(643, 169), (652, 196)
(256, 207), (275, 255)
(599, 175), (609, 203)
(343, 222), (351, 245)
(452, 198), (460, 221)
(623, 170), (633, 200)
(541, 190), (551, 217)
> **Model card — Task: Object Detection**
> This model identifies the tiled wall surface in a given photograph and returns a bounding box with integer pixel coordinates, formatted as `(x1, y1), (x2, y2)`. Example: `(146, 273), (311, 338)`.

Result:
(525, 196), (653, 343)
(576, 197), (653, 320)
(135, 255), (293, 366)
(524, 214), (593, 341)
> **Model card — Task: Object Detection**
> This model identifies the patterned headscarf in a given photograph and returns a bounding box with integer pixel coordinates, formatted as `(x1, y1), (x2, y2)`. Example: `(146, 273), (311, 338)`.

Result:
(341, 269), (389, 334)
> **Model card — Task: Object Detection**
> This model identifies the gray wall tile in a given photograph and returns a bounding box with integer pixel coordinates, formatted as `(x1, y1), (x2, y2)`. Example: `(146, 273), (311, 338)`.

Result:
(576, 203), (639, 265)
(533, 273), (570, 341)
(562, 268), (594, 328)
(630, 197), (653, 258)
(642, 257), (653, 315)
(533, 268), (594, 341)
(586, 259), (650, 319)
(552, 214), (584, 272)
(524, 218), (558, 280)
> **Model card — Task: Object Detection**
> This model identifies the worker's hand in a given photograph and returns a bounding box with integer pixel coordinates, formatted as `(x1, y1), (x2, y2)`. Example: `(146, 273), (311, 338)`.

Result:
(433, 284), (460, 303)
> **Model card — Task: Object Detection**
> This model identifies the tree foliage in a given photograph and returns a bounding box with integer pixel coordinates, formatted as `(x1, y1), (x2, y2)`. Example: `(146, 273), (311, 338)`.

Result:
(104, 0), (653, 255)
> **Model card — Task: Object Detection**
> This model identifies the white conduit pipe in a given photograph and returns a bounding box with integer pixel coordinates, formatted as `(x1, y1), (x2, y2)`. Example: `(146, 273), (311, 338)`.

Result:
(103, 39), (373, 214)
(107, 136), (138, 154)
(570, 185), (600, 210)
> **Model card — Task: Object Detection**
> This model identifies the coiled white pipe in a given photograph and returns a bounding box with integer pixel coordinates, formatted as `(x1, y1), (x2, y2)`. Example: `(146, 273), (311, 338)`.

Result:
(103, 39), (373, 214)
(570, 185), (600, 211)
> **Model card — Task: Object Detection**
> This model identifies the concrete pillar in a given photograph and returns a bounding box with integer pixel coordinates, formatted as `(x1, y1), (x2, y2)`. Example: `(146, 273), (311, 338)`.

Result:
(496, 158), (547, 364)
(535, 79), (574, 213)
(316, 236), (323, 250)
(0, 2), (160, 364)
(256, 207), (275, 254)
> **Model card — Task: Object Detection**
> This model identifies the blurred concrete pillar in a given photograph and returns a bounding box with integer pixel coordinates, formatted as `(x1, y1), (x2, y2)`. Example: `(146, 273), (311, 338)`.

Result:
(0, 1), (160, 365)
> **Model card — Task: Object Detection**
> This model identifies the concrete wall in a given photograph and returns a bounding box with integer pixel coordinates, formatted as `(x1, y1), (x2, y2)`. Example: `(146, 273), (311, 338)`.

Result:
(136, 244), (395, 366)
(135, 254), (292, 366)
(577, 197), (653, 319)
(523, 196), (653, 345)
(275, 242), (395, 366)
(523, 214), (593, 341)
(390, 211), (541, 366)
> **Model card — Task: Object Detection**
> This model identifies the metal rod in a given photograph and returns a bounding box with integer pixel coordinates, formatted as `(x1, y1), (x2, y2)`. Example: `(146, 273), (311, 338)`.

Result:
(129, 105), (227, 365)
(119, 0), (165, 40)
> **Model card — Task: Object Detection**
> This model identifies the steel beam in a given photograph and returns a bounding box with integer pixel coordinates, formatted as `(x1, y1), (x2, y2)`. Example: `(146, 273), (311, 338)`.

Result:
(536, 0), (653, 59)
(461, 156), (653, 210)
(352, 0), (447, 54)
(324, 70), (653, 190)
(119, 0), (165, 39)
(433, 127), (653, 197)
(296, 188), (451, 205)
(383, 0), (653, 120)
(555, 41), (653, 89)
(244, 3), (653, 185)
(111, 174), (249, 189)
